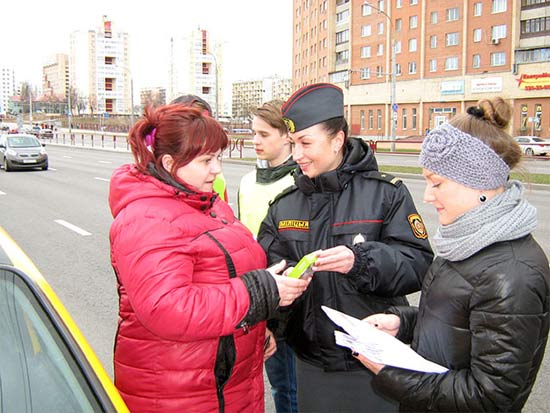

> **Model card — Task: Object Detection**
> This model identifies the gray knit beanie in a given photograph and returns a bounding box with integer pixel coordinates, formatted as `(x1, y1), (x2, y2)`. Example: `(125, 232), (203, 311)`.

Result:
(419, 123), (509, 190)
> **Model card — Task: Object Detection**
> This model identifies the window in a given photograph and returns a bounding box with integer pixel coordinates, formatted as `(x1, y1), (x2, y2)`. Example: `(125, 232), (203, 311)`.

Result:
(473, 28), (482, 42)
(395, 40), (402, 53)
(431, 11), (438, 24)
(362, 25), (372, 37)
(474, 2), (482, 16)
(360, 110), (365, 129)
(378, 22), (385, 34)
(336, 29), (349, 44)
(361, 46), (372, 58)
(377, 109), (382, 129)
(336, 10), (349, 24)
(369, 110), (374, 129)
(445, 56), (459, 70)
(361, 67), (371, 79)
(492, 0), (507, 13)
(378, 0), (385, 12)
(491, 52), (506, 66)
(410, 0), (418, 4)
(336, 50), (349, 64)
(377, 43), (384, 56)
(402, 108), (408, 130)
(447, 8), (459, 21)
(409, 38), (417, 52)
(430, 35), (437, 48)
(395, 63), (402, 75)
(521, 17), (550, 36)
(446, 32), (459, 46)
(429, 59), (437, 72)
(412, 108), (417, 129)
(396, 18), (403, 31)
(492, 25), (507, 40)
(362, 4), (372, 15)
(376, 65), (383, 77)
(396, 0), (402, 8)
(410, 15), (418, 29)
(473, 54), (481, 68)
(408, 61), (417, 74)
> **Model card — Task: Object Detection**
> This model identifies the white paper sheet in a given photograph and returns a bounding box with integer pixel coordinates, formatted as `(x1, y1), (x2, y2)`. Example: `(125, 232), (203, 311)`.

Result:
(322, 306), (448, 374)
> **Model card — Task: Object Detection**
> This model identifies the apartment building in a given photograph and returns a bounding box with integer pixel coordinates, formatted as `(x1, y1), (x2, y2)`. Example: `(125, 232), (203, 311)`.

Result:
(0, 66), (15, 115)
(70, 16), (131, 114)
(231, 76), (293, 119)
(293, 0), (550, 139)
(42, 54), (69, 100)
(168, 29), (224, 118)
(140, 87), (167, 108)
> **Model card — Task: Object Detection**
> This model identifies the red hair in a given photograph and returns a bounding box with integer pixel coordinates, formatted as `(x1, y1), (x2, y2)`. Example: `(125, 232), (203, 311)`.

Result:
(128, 105), (228, 177)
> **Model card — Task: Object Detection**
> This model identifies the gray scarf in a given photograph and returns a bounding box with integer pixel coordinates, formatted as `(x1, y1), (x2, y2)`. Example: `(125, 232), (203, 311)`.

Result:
(432, 180), (537, 262)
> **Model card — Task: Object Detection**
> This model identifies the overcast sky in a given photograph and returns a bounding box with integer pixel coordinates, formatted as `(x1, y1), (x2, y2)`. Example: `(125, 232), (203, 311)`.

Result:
(2, 0), (293, 90)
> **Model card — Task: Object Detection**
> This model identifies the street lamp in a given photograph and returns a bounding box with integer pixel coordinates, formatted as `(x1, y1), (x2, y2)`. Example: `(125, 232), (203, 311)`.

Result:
(362, 1), (397, 150)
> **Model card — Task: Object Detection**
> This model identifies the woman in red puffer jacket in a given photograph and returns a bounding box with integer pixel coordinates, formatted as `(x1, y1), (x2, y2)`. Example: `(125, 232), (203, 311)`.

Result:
(109, 104), (309, 413)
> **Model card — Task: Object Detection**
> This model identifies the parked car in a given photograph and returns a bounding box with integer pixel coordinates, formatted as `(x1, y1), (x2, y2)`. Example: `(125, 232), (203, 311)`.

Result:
(0, 134), (48, 171)
(0, 226), (129, 412)
(514, 136), (550, 156)
(30, 125), (42, 137)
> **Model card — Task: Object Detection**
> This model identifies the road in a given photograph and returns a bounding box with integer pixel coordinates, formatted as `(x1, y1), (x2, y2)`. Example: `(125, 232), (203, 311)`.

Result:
(0, 144), (548, 412)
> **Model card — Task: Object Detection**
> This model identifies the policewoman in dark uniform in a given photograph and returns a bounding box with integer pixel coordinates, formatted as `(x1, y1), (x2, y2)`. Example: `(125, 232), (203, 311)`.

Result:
(257, 83), (434, 412)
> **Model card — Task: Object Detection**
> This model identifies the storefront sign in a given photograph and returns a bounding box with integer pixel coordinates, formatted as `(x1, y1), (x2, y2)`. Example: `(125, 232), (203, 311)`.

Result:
(440, 80), (464, 95)
(471, 77), (502, 93)
(517, 73), (550, 90)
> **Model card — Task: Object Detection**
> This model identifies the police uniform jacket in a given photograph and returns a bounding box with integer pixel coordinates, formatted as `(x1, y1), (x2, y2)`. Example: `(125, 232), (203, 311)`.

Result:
(373, 234), (550, 412)
(258, 138), (434, 371)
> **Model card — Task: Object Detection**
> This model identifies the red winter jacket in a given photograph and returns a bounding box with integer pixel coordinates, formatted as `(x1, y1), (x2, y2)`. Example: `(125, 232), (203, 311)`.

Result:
(109, 164), (267, 413)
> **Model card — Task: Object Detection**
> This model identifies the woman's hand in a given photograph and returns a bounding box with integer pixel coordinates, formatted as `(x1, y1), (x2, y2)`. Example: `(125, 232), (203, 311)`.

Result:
(263, 328), (277, 361)
(312, 246), (354, 274)
(362, 313), (400, 337)
(352, 351), (386, 375)
(267, 260), (310, 306)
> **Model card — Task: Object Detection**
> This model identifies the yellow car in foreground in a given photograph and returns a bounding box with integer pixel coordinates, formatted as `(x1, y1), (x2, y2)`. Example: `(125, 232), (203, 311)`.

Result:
(0, 226), (128, 412)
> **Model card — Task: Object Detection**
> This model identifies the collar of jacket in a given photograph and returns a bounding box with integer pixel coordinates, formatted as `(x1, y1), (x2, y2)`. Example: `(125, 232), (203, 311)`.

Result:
(294, 138), (378, 195)
(256, 157), (297, 184)
(147, 163), (218, 211)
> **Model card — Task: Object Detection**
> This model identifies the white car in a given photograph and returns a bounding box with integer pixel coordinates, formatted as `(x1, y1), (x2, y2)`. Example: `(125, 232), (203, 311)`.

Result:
(514, 136), (550, 156)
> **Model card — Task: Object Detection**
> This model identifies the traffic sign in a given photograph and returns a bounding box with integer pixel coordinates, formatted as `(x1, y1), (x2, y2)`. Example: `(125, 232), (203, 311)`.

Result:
(392, 103), (398, 112)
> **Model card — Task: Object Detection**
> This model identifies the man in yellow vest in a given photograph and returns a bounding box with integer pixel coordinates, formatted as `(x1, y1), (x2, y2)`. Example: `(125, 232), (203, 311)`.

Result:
(170, 94), (228, 201)
(237, 100), (297, 413)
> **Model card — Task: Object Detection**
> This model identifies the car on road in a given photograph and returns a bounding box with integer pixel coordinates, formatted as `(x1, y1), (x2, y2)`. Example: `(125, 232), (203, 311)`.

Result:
(514, 136), (550, 156)
(0, 226), (129, 413)
(0, 134), (49, 171)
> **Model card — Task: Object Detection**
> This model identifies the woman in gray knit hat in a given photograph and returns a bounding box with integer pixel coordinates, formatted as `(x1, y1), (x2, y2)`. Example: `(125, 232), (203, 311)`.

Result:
(354, 97), (550, 412)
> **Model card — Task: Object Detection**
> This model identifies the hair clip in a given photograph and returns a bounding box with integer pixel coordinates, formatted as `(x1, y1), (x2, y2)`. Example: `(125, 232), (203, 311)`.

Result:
(466, 106), (484, 119)
(145, 128), (157, 148)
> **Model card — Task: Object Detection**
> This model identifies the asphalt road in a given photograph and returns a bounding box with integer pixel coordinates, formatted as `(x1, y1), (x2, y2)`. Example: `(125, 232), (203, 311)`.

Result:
(0, 144), (549, 412)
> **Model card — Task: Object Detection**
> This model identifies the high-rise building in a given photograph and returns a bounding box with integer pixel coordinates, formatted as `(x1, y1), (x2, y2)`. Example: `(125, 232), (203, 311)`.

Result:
(70, 16), (131, 115)
(168, 28), (224, 118)
(42, 54), (69, 100)
(292, 0), (550, 138)
(232, 76), (293, 119)
(0, 66), (15, 115)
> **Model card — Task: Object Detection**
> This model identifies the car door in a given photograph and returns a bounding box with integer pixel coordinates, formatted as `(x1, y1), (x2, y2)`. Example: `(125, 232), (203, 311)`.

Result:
(0, 227), (128, 413)
(0, 135), (5, 163)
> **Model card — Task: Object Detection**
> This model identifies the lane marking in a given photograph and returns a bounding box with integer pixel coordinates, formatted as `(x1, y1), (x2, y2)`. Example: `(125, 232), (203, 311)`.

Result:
(98, 160), (112, 164)
(94, 177), (110, 182)
(0, 191), (6, 195)
(54, 219), (92, 236)
(63, 156), (73, 159)
(49, 167), (57, 171)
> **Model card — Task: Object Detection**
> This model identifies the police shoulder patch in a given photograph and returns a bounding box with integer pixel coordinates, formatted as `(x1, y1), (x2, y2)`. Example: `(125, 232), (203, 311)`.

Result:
(363, 171), (402, 186)
(408, 214), (428, 239)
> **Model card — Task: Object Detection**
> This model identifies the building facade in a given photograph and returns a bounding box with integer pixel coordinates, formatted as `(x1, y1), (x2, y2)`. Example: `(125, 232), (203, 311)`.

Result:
(42, 54), (69, 100)
(231, 76), (293, 119)
(292, 0), (550, 139)
(140, 87), (167, 109)
(168, 29), (225, 118)
(0, 66), (15, 115)
(70, 16), (131, 115)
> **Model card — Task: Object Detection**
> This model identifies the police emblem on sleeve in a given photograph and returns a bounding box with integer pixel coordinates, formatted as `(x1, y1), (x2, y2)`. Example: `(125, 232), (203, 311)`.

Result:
(283, 117), (296, 133)
(407, 214), (428, 239)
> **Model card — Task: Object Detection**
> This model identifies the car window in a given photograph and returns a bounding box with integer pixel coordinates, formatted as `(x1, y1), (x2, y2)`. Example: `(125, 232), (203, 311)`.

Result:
(7, 136), (41, 148)
(0, 267), (102, 413)
(533, 137), (544, 142)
